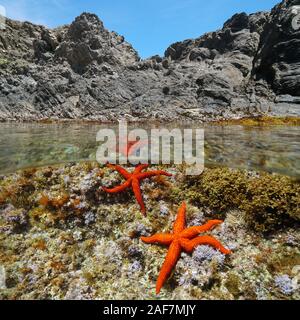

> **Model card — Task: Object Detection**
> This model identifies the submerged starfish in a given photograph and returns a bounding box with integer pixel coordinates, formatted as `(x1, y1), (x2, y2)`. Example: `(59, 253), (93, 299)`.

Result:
(102, 164), (172, 215)
(117, 138), (148, 157)
(141, 202), (231, 294)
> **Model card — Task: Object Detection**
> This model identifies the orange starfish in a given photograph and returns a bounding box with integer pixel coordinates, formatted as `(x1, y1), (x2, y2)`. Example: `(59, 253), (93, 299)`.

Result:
(141, 202), (231, 294)
(102, 164), (172, 215)
(117, 138), (148, 157)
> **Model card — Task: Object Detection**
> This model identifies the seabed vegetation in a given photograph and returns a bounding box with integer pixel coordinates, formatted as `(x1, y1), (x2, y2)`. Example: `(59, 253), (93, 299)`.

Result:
(0, 162), (299, 300)
(212, 116), (300, 127)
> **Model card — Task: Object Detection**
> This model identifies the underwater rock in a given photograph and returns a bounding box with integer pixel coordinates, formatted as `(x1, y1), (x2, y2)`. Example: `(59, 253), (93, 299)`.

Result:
(64, 275), (97, 300)
(0, 204), (28, 234)
(193, 245), (226, 265)
(0, 266), (6, 289)
(127, 245), (144, 260)
(274, 274), (297, 295)
(73, 230), (84, 241)
(83, 211), (96, 225)
(131, 223), (152, 237)
(159, 202), (169, 216)
(128, 261), (143, 274)
(0, 162), (299, 300)
(77, 169), (101, 200)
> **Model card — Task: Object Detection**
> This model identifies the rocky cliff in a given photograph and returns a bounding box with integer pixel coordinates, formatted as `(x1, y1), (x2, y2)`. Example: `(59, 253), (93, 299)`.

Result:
(0, 0), (299, 122)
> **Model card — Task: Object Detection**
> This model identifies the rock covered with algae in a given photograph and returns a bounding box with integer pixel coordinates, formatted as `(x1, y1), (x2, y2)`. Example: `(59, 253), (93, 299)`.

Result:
(0, 162), (299, 300)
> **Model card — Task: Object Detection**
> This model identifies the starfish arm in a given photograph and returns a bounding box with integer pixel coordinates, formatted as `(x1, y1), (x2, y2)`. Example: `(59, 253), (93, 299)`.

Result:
(125, 142), (137, 156)
(119, 145), (130, 157)
(102, 179), (131, 193)
(173, 202), (187, 234)
(156, 241), (181, 294)
(106, 164), (131, 179)
(128, 140), (148, 156)
(133, 164), (149, 174)
(180, 220), (223, 239)
(140, 234), (174, 246)
(180, 236), (231, 255)
(137, 170), (173, 180)
(132, 178), (146, 215)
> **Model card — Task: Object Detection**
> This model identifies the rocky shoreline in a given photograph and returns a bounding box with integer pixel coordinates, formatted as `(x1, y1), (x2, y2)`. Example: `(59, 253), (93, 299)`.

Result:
(0, 0), (299, 122)
(0, 162), (299, 299)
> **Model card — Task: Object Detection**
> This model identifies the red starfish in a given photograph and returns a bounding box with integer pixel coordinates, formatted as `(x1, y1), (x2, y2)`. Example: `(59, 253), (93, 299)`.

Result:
(118, 138), (148, 157)
(141, 202), (231, 294)
(102, 164), (172, 215)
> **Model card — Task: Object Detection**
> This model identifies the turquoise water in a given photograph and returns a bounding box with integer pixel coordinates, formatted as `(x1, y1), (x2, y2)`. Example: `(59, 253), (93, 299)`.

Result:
(0, 122), (299, 178)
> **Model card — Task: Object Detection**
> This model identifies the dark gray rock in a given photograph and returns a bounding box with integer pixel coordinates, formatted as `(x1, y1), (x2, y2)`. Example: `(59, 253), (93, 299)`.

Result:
(0, 1), (299, 122)
(253, 0), (300, 96)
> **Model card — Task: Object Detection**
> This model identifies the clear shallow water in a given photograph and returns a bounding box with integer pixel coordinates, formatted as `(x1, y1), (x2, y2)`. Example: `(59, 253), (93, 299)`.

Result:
(0, 122), (299, 178)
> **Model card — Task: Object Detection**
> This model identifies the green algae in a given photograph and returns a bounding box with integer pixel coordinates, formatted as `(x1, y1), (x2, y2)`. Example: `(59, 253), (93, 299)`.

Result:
(212, 116), (300, 126)
(171, 167), (300, 232)
(242, 175), (300, 232)
(225, 273), (241, 298)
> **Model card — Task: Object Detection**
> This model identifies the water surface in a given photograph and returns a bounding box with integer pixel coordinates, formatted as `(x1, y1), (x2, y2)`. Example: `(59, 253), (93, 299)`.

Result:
(0, 122), (299, 178)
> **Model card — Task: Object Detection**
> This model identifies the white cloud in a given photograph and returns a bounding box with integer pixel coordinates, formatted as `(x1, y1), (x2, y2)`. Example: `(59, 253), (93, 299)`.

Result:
(0, 5), (6, 30)
(0, 0), (66, 26)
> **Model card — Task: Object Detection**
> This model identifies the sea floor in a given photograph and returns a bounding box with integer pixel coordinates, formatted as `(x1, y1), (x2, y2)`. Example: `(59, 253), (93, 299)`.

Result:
(0, 162), (299, 300)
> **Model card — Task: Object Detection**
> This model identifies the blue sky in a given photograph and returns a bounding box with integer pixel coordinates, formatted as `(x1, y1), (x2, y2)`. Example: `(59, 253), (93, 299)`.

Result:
(1, 0), (280, 58)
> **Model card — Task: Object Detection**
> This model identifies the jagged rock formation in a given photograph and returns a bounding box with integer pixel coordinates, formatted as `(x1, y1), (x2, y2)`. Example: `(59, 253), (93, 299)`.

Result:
(0, 0), (299, 122)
